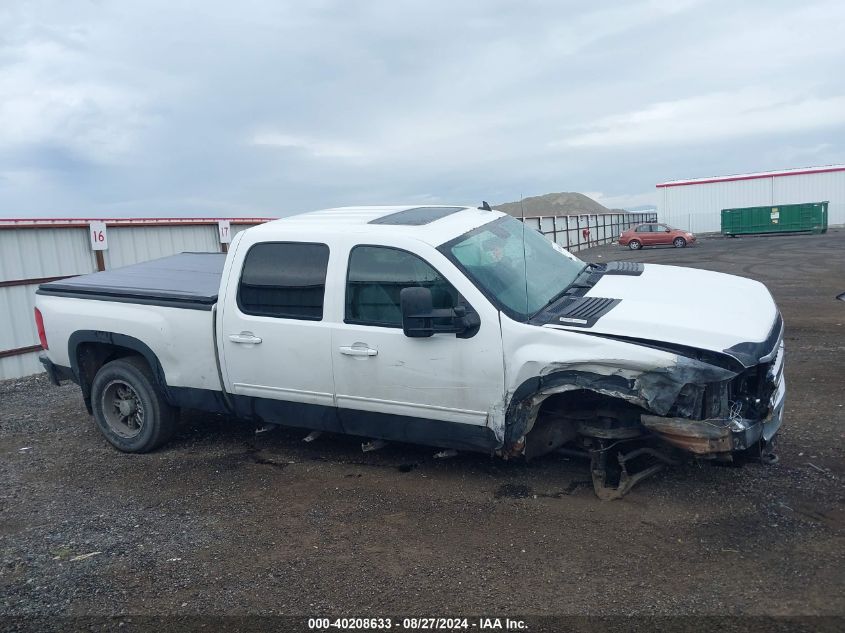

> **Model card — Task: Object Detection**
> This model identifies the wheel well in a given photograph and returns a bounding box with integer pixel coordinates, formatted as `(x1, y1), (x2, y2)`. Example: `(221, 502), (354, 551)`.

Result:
(521, 389), (648, 458)
(537, 389), (646, 426)
(75, 343), (149, 412)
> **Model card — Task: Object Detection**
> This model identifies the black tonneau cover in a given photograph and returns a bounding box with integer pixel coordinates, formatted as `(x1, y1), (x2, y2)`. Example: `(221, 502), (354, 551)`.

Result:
(37, 253), (227, 311)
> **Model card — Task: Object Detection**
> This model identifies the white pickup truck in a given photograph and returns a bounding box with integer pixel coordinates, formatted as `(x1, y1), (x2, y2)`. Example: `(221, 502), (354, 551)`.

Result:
(35, 205), (785, 497)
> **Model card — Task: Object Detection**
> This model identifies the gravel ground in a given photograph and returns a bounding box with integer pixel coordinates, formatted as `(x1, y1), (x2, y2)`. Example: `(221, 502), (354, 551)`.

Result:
(1, 231), (843, 619)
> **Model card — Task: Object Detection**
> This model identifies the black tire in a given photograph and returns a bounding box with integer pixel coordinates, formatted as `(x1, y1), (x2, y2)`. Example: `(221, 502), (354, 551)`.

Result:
(673, 237), (687, 248)
(91, 356), (176, 453)
(628, 240), (642, 250)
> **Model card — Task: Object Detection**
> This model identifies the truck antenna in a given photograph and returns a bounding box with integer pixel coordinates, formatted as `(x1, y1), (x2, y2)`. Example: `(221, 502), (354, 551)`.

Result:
(520, 194), (529, 316)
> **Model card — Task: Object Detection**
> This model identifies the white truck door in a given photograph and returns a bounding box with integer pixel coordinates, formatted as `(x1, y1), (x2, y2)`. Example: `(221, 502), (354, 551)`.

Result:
(220, 241), (335, 410)
(331, 244), (504, 439)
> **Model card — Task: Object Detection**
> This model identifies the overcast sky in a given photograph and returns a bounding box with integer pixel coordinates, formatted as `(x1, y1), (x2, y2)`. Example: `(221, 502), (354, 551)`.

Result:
(1, 0), (844, 218)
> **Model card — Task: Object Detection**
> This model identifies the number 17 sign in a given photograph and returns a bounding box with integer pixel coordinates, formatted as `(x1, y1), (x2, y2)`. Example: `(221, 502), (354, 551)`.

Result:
(89, 221), (108, 250)
(218, 220), (231, 244)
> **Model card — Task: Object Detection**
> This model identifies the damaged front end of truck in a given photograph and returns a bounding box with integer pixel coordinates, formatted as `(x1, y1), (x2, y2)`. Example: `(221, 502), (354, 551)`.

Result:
(496, 317), (786, 499)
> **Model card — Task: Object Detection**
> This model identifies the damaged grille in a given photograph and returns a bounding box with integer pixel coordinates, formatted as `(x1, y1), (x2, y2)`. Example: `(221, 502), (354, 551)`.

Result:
(727, 358), (778, 419)
(674, 340), (785, 421)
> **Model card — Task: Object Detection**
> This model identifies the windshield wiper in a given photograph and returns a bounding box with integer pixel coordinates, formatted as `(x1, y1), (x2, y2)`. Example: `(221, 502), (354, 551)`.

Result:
(530, 264), (596, 318)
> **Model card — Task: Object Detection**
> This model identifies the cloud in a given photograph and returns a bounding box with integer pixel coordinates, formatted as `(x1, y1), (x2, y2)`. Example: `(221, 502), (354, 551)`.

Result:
(555, 90), (845, 148)
(583, 191), (658, 210)
(0, 30), (153, 164)
(0, 0), (843, 217)
(250, 131), (367, 160)
(761, 142), (834, 165)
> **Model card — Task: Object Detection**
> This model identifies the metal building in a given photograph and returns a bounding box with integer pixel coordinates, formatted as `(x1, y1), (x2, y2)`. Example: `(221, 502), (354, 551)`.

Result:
(657, 164), (845, 233)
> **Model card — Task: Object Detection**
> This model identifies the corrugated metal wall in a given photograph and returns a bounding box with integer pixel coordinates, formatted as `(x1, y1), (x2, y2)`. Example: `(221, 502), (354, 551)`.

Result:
(773, 171), (845, 225)
(0, 228), (96, 279)
(103, 226), (221, 269)
(659, 170), (845, 233)
(0, 284), (53, 379)
(0, 220), (264, 381)
(0, 227), (97, 381)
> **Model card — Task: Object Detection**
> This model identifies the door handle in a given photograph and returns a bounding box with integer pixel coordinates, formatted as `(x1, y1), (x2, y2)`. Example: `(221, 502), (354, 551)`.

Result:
(339, 345), (378, 357)
(229, 332), (263, 344)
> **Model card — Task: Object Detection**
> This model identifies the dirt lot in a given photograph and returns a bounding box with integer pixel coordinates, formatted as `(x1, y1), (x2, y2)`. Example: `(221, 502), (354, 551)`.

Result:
(1, 231), (843, 619)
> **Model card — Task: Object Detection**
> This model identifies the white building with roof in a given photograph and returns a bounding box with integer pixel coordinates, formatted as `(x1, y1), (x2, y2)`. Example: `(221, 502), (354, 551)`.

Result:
(656, 164), (845, 233)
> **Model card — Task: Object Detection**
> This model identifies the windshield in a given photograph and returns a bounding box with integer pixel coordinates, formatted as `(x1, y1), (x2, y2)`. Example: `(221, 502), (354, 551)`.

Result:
(439, 215), (585, 321)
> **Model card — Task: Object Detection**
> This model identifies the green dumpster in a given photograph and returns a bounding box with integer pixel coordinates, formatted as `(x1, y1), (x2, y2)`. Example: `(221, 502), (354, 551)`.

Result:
(721, 202), (828, 236)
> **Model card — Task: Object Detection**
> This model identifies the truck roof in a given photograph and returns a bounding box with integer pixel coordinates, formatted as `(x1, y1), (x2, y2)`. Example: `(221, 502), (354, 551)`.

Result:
(250, 205), (506, 246)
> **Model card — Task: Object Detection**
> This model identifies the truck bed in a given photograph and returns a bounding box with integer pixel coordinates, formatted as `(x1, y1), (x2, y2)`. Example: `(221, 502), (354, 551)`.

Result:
(37, 253), (227, 310)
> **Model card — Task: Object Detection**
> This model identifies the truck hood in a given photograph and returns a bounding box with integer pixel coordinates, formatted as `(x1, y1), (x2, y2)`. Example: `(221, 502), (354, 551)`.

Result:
(575, 263), (779, 359)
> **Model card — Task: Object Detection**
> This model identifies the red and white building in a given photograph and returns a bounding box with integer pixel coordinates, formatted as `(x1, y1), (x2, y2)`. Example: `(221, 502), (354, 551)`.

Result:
(657, 164), (845, 233)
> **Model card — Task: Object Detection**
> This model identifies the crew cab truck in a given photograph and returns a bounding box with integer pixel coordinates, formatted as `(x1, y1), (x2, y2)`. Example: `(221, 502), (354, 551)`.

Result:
(35, 205), (786, 498)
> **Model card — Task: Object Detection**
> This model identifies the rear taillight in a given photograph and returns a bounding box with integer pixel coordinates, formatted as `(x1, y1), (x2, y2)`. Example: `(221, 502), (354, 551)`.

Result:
(34, 307), (48, 350)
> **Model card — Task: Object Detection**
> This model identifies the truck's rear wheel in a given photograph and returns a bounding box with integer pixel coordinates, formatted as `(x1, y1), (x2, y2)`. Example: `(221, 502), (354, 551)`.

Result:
(91, 356), (176, 452)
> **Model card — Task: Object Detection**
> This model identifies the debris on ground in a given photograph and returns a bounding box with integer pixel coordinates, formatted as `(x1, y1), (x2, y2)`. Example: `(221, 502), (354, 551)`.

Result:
(361, 439), (387, 452)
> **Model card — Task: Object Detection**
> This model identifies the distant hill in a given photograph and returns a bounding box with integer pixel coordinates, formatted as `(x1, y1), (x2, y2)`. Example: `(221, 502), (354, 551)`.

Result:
(495, 192), (627, 217)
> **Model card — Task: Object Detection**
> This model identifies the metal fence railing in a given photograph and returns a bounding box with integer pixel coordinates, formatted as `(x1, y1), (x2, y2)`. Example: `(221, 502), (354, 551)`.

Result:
(520, 212), (658, 253)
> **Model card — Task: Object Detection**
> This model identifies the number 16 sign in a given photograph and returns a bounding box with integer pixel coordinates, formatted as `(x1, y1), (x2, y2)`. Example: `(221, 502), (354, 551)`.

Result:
(89, 221), (108, 250)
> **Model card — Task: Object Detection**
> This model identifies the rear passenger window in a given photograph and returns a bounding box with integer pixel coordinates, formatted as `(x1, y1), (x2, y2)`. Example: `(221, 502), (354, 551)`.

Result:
(345, 246), (459, 327)
(238, 242), (329, 320)
(635, 225), (652, 233)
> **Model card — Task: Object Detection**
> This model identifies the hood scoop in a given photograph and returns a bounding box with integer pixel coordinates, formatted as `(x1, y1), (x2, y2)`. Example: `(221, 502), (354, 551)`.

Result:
(602, 261), (644, 276)
(536, 296), (620, 328)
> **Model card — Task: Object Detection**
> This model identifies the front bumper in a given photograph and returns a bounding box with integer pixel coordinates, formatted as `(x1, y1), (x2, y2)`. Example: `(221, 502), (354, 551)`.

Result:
(641, 395), (784, 455)
(641, 344), (786, 457)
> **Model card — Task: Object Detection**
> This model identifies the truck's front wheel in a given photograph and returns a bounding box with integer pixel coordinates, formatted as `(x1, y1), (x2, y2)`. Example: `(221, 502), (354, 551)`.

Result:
(91, 357), (176, 453)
